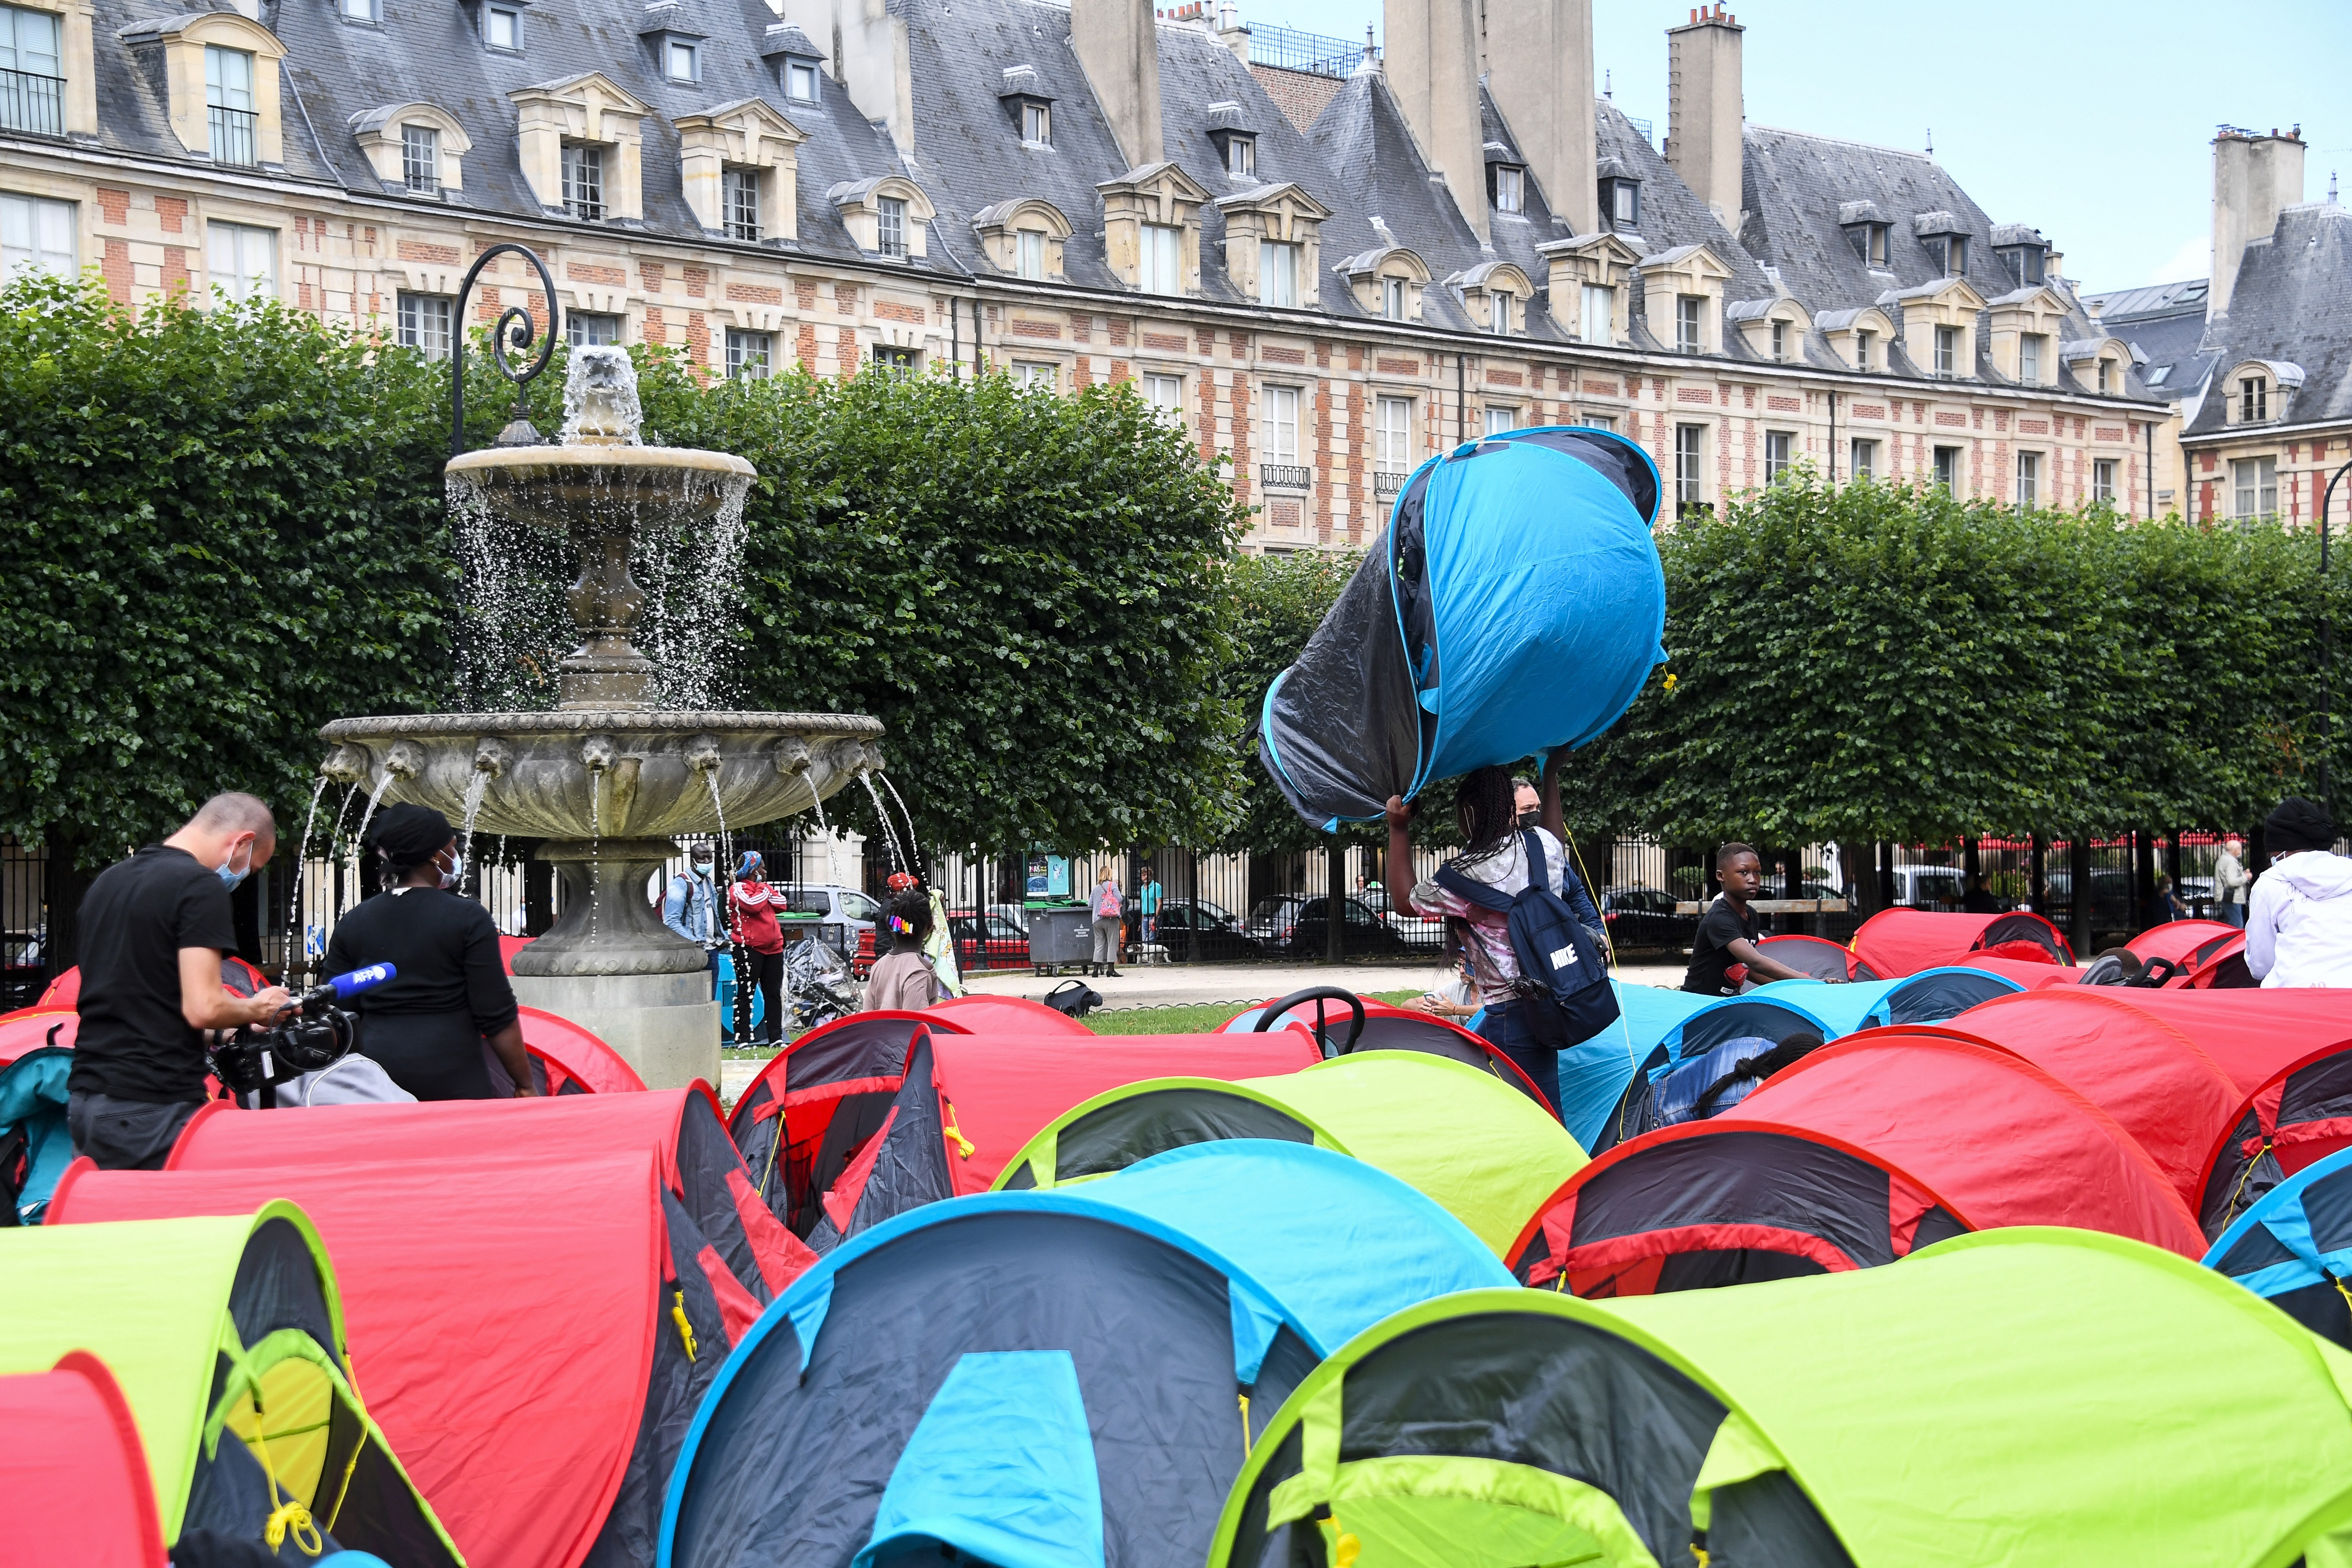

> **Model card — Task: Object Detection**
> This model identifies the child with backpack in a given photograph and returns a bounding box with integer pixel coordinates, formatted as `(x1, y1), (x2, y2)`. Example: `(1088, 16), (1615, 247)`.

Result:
(1385, 757), (1612, 1120)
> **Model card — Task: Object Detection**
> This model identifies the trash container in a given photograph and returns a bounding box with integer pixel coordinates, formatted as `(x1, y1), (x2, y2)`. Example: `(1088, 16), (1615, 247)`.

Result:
(1026, 906), (1095, 977)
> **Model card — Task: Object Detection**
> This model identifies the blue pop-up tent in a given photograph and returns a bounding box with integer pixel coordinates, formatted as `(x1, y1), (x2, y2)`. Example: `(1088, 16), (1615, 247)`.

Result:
(2205, 1144), (2352, 1348)
(1257, 427), (1665, 829)
(1746, 968), (2022, 1034)
(1585, 992), (1844, 1154)
(1556, 983), (1714, 1152)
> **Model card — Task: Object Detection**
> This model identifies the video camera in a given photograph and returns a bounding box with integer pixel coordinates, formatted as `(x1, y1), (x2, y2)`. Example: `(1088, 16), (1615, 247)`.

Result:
(207, 964), (395, 1106)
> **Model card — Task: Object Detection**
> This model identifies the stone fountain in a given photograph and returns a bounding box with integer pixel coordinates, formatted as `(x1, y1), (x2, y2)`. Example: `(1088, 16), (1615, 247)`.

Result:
(316, 343), (882, 1089)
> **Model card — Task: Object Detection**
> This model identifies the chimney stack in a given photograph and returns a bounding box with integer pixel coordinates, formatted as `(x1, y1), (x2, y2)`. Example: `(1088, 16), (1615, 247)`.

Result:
(1666, 4), (1743, 230)
(1482, 0), (1595, 234)
(1384, 0), (1487, 241)
(1073, 0), (1165, 169)
(2209, 125), (2306, 319)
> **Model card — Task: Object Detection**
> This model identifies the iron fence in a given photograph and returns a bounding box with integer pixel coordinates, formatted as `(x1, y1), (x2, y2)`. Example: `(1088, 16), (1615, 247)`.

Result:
(208, 105), (258, 167)
(1247, 22), (1372, 78)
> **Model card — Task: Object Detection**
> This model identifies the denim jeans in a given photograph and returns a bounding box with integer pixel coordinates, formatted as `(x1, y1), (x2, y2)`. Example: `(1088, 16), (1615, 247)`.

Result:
(1477, 1002), (1562, 1121)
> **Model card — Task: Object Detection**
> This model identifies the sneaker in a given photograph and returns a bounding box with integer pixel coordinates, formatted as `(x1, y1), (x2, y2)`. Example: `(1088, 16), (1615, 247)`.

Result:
(1105, 968), (1122, 978)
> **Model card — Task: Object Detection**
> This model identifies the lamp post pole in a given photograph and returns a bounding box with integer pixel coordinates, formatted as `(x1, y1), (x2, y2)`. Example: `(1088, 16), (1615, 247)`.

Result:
(2319, 457), (2349, 811)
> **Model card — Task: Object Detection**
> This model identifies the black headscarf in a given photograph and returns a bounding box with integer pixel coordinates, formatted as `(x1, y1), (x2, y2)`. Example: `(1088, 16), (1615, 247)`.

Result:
(371, 803), (455, 871)
(2265, 797), (2339, 858)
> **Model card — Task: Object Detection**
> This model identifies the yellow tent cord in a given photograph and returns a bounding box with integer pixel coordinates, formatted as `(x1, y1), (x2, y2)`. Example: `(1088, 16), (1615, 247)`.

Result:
(1238, 1392), (1252, 1456)
(324, 1428), (366, 1535)
(942, 1101), (975, 1159)
(1561, 828), (1615, 968)
(2220, 1140), (2272, 1228)
(672, 1289), (699, 1362)
(248, 1386), (324, 1557)
(2333, 1277), (2352, 1324)
(758, 1106), (784, 1199)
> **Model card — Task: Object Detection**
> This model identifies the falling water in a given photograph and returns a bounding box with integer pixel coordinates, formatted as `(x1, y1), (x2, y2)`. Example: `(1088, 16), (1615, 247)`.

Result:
(353, 773), (395, 852)
(292, 776), (331, 878)
(879, 773), (924, 872)
(457, 770), (492, 865)
(587, 770), (603, 939)
(704, 770), (733, 889)
(859, 772), (906, 874)
(809, 788), (839, 889)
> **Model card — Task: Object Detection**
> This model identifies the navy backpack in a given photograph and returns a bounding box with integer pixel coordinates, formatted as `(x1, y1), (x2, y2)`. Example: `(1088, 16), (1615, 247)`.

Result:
(1435, 829), (1620, 1048)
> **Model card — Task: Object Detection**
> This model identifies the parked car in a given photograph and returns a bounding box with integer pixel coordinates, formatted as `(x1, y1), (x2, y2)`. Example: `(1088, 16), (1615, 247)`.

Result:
(1148, 899), (1262, 960)
(1246, 895), (1314, 945)
(949, 909), (1029, 970)
(780, 883), (879, 972)
(984, 902), (1031, 934)
(1600, 886), (1699, 950)
(3, 929), (44, 1010)
(1889, 866), (1967, 910)
(1263, 896), (1411, 959)
(1355, 885), (1446, 950)
(2042, 868), (2135, 928)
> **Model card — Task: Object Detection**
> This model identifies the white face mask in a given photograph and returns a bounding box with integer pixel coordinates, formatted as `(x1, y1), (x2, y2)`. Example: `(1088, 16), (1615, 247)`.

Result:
(216, 838), (255, 890)
(438, 850), (465, 890)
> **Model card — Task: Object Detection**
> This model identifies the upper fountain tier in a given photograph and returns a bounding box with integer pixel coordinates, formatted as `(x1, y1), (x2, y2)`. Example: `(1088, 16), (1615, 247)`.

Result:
(318, 346), (882, 847)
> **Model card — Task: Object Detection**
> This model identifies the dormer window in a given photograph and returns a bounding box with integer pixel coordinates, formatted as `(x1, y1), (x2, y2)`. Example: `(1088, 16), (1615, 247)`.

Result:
(1850, 223), (1888, 267)
(1492, 288), (1515, 335)
(485, 5), (520, 50)
(1939, 234), (1965, 275)
(1995, 228), (2050, 287)
(1676, 295), (1701, 354)
(786, 60), (818, 101)
(1226, 134), (1253, 177)
(2018, 333), (2043, 384)
(2241, 376), (2268, 422)
(2096, 359), (2113, 395)
(1017, 229), (1044, 279)
(877, 195), (906, 259)
(1934, 324), (1958, 376)
(1261, 240), (1298, 308)
(1021, 100), (1049, 144)
(1600, 176), (1638, 230)
(341, 0), (379, 23)
(723, 167), (759, 240)
(1770, 320), (1787, 361)
(353, 102), (473, 196)
(1854, 329), (1874, 371)
(204, 44), (257, 167)
(0, 5), (62, 135)
(1491, 164), (1524, 215)
(562, 142), (604, 219)
(1383, 276), (1405, 321)
(666, 39), (698, 81)
(401, 124), (437, 191)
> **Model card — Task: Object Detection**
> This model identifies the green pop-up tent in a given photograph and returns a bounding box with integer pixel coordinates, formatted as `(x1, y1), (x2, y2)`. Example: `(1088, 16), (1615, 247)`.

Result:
(0, 1201), (463, 1566)
(1213, 1228), (2352, 1568)
(993, 1051), (1587, 1257)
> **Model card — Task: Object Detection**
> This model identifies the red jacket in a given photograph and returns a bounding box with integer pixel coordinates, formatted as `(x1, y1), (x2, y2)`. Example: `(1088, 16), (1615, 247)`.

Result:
(730, 881), (786, 953)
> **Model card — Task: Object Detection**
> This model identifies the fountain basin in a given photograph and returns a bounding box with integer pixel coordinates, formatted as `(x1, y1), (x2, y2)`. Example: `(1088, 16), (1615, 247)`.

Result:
(445, 444), (756, 534)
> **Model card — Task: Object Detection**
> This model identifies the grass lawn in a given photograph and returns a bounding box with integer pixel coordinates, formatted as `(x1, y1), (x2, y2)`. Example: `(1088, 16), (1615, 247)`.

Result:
(1084, 991), (1424, 1034)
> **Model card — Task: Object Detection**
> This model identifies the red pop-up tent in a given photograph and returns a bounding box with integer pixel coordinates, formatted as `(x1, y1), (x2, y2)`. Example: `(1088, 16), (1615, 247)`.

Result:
(807, 1028), (1322, 1249)
(1220, 996), (1551, 1104)
(52, 1150), (680, 1568)
(1851, 908), (2072, 977)
(0, 1007), (76, 1066)
(0, 1352), (165, 1568)
(726, 1010), (974, 1236)
(1957, 954), (2083, 989)
(925, 994), (1095, 1034)
(519, 1006), (646, 1094)
(2127, 919), (2242, 979)
(1509, 1029), (2201, 1297)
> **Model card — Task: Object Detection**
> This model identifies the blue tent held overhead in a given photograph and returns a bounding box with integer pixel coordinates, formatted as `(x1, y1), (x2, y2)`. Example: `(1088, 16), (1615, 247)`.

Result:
(1745, 968), (2023, 1033)
(1257, 427), (1666, 829)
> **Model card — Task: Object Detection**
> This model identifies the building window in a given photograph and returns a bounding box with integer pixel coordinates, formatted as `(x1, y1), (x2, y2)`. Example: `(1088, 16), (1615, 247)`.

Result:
(1264, 384), (1300, 463)
(1579, 412), (1617, 432)
(2018, 334), (2043, 384)
(667, 40), (698, 81)
(786, 60), (818, 101)
(1850, 438), (1876, 481)
(1851, 223), (1888, 267)
(2096, 360), (2114, 395)
(206, 220), (274, 303)
(561, 143), (605, 220)
(1260, 240), (1298, 309)
(1227, 135), (1254, 177)
(568, 312), (621, 346)
(1581, 283), (1613, 346)
(1490, 289), (1514, 336)
(1139, 222), (1181, 295)
(1381, 276), (1406, 321)
(485, 5), (520, 49)
(1764, 429), (1793, 483)
(1674, 424), (1706, 514)
(204, 45), (257, 168)
(1484, 406), (1517, 437)
(2092, 458), (2118, 506)
(873, 344), (918, 376)
(876, 196), (907, 259)
(2240, 376), (2269, 422)
(1676, 295), (1701, 354)
(1933, 445), (1960, 491)
(396, 291), (452, 358)
(0, 191), (74, 279)
(1854, 329), (1873, 371)
(1016, 229), (1045, 280)
(1493, 165), (1523, 214)
(2233, 456), (2278, 518)
(723, 329), (770, 379)
(1603, 178), (1638, 229)
(1142, 372), (1184, 424)
(0, 5), (61, 137)
(341, 0), (377, 22)
(1934, 324), (1959, 376)
(1940, 234), (1966, 275)
(1769, 320), (1787, 362)
(1016, 361), (1057, 391)
(399, 124), (438, 193)
(2016, 451), (2041, 509)
(722, 167), (760, 241)
(1376, 395), (1412, 472)
(1021, 101), (1049, 144)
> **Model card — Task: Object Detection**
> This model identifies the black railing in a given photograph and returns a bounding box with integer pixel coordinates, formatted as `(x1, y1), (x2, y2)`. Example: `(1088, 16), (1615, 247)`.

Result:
(1248, 22), (1373, 79)
(209, 105), (258, 166)
(1373, 468), (1407, 497)
(1260, 463), (1311, 490)
(0, 69), (64, 137)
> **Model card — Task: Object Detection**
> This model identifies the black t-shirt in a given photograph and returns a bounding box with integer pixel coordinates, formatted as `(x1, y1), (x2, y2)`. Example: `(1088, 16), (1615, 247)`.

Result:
(1682, 895), (1761, 996)
(323, 886), (518, 1036)
(70, 844), (241, 1104)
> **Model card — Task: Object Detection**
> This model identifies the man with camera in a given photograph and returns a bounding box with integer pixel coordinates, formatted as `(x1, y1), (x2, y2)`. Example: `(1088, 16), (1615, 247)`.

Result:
(68, 792), (294, 1168)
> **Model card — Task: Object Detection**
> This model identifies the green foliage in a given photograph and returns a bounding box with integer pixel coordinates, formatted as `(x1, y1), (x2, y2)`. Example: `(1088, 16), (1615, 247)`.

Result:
(0, 277), (455, 864)
(1571, 472), (2345, 842)
(1216, 548), (1362, 853)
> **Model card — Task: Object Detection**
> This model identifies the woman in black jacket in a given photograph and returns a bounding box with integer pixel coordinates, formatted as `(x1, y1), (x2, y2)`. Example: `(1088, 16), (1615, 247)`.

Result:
(324, 804), (538, 1100)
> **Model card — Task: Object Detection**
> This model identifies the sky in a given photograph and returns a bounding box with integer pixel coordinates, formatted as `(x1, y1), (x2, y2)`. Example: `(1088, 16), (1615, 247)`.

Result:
(1235, 0), (2350, 294)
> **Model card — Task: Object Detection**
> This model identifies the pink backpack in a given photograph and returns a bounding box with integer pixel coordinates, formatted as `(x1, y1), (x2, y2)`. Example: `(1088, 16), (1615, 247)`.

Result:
(1094, 882), (1122, 918)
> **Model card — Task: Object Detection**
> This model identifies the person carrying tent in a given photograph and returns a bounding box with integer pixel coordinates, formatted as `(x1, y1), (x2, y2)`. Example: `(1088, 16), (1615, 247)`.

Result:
(68, 792), (296, 1170)
(865, 888), (948, 1012)
(1385, 757), (1603, 1117)
(325, 804), (536, 1102)
(1683, 843), (1821, 995)
(2246, 798), (2352, 987)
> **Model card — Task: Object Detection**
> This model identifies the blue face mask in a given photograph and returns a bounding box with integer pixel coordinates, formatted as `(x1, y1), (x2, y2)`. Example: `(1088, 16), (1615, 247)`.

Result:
(217, 840), (253, 890)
